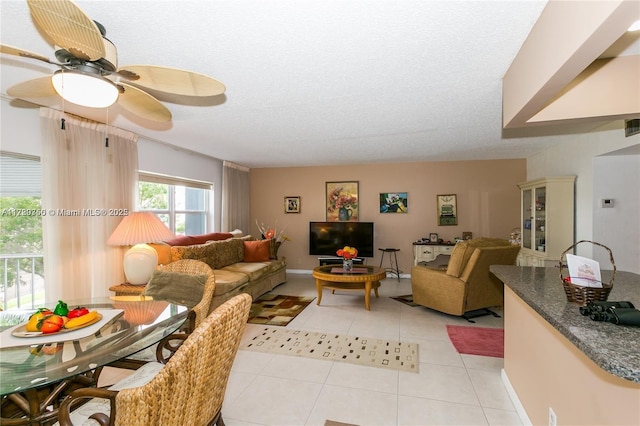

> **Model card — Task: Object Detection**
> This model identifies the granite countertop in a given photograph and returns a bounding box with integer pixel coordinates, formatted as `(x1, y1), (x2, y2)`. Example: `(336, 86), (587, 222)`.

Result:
(490, 265), (640, 383)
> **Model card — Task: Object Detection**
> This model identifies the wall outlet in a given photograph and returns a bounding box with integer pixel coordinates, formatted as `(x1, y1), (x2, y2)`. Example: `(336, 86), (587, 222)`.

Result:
(549, 407), (557, 426)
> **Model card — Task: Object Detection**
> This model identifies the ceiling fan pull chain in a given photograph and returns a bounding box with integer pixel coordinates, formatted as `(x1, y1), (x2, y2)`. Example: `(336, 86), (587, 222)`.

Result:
(104, 109), (109, 148)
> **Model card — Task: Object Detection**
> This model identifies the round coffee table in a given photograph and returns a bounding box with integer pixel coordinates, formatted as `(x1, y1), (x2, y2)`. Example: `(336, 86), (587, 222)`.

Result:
(312, 264), (387, 310)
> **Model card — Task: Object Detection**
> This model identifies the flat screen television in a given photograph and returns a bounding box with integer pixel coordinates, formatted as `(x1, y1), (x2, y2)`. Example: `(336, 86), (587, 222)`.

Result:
(309, 222), (375, 258)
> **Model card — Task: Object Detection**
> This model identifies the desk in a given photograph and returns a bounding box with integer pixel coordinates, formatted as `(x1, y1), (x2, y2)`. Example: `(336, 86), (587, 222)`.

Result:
(412, 242), (455, 266)
(0, 296), (188, 425)
(312, 265), (386, 310)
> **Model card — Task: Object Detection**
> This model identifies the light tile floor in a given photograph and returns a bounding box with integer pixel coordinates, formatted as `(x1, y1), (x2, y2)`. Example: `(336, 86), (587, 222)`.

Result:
(221, 273), (523, 426)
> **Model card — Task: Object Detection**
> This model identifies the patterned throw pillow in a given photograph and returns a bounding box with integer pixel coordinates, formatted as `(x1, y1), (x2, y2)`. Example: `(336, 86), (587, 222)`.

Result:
(170, 238), (244, 269)
(143, 270), (207, 308)
(170, 241), (216, 267)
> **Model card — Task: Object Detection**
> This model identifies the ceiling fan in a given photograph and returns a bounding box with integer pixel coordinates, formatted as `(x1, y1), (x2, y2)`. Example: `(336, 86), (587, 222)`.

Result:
(1, 0), (225, 122)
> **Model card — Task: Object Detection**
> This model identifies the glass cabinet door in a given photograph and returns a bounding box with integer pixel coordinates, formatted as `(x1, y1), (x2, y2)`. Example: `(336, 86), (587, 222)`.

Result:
(534, 186), (546, 252)
(522, 188), (532, 250)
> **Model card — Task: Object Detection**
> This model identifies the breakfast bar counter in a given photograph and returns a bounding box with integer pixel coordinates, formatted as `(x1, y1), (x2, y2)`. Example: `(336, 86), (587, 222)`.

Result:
(491, 265), (640, 425)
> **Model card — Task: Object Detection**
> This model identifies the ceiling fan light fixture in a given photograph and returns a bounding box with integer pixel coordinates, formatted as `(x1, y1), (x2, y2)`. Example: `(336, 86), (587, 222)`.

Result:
(51, 69), (119, 108)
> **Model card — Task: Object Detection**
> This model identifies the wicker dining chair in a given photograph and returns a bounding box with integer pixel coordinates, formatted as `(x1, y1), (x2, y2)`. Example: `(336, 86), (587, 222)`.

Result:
(57, 293), (252, 426)
(162, 259), (217, 331)
(114, 259), (217, 366)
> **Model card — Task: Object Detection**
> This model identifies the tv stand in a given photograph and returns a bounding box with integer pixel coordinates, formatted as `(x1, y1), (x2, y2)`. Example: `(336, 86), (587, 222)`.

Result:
(318, 257), (365, 266)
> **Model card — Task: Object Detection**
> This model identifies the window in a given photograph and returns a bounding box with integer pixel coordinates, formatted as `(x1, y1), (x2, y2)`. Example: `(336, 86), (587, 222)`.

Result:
(138, 172), (212, 235)
(0, 152), (44, 309)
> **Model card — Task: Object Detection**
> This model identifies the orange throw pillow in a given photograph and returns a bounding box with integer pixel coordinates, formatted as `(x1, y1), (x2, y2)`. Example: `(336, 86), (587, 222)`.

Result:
(243, 240), (271, 262)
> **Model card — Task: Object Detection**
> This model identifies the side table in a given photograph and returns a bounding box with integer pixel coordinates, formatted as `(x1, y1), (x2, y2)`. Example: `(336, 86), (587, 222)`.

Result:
(108, 283), (146, 296)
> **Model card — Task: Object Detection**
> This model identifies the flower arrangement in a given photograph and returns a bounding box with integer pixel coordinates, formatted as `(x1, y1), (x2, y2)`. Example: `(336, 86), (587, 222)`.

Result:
(255, 220), (290, 244)
(336, 246), (358, 260)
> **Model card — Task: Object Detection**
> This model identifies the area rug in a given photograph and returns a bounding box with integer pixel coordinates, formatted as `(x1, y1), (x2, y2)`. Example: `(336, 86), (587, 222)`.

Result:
(325, 421), (359, 426)
(247, 294), (315, 326)
(446, 325), (504, 358)
(242, 327), (419, 372)
(391, 294), (419, 307)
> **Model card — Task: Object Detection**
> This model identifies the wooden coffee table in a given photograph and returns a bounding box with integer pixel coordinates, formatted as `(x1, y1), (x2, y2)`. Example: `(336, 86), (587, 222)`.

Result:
(312, 265), (387, 310)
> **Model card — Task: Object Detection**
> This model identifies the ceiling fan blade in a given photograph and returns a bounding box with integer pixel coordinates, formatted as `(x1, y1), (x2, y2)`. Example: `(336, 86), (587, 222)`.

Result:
(27, 0), (105, 61)
(118, 83), (172, 122)
(1, 44), (52, 64)
(118, 65), (226, 97)
(7, 76), (57, 98)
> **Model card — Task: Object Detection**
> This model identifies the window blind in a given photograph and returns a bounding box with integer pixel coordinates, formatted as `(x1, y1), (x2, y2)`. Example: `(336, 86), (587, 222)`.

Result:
(0, 152), (42, 196)
(138, 171), (213, 190)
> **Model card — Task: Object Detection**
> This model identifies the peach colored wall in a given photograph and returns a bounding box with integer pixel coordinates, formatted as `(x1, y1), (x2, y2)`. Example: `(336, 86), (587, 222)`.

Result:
(504, 287), (640, 425)
(250, 159), (525, 272)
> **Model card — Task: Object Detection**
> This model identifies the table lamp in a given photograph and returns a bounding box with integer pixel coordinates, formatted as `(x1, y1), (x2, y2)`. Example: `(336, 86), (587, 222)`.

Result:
(107, 212), (175, 285)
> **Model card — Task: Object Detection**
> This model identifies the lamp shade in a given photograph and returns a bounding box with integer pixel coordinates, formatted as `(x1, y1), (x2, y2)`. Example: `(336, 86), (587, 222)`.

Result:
(52, 69), (119, 108)
(107, 212), (175, 246)
(108, 212), (175, 285)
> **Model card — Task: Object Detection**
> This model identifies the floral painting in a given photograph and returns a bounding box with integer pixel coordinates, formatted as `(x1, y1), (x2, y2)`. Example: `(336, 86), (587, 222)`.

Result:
(380, 192), (408, 213)
(326, 181), (358, 222)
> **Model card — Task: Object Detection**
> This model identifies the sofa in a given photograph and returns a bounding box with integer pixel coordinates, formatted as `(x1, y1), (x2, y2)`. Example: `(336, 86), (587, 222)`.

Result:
(151, 231), (287, 312)
(410, 237), (520, 321)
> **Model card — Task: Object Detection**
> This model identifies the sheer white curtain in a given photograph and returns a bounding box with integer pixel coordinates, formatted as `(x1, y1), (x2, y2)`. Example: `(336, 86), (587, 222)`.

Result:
(221, 161), (250, 232)
(40, 108), (138, 302)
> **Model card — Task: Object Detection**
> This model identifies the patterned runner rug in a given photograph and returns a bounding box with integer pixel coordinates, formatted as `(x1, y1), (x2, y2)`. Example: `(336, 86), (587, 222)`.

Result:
(242, 327), (419, 372)
(248, 294), (315, 326)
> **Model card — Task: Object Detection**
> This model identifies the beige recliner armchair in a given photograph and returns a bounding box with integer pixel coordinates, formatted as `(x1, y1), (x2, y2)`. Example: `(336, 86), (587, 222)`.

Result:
(411, 238), (520, 322)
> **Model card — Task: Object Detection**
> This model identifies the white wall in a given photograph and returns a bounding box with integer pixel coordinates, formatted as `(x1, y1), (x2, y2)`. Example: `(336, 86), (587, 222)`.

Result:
(593, 151), (640, 274)
(0, 102), (225, 231)
(527, 121), (640, 271)
(0, 103), (42, 156)
(137, 139), (224, 232)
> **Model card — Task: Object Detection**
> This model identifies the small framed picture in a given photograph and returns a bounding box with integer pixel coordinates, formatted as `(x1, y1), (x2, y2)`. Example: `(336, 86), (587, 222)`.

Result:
(379, 192), (408, 213)
(284, 196), (301, 214)
(462, 231), (473, 240)
(429, 233), (439, 243)
(437, 194), (457, 226)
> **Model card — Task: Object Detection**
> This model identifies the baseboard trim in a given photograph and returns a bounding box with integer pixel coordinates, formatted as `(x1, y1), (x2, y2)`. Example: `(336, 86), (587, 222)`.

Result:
(286, 269), (313, 275)
(286, 269), (410, 279)
(501, 368), (532, 426)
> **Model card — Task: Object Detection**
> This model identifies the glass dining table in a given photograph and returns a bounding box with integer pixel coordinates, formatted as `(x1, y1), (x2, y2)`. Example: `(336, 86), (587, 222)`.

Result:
(0, 296), (188, 425)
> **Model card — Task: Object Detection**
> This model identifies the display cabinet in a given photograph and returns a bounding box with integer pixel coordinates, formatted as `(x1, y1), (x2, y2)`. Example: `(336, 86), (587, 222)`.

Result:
(518, 176), (576, 267)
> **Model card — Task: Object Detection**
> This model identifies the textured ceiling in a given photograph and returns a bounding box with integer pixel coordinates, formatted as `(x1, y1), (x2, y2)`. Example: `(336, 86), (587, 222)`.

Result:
(0, 0), (624, 168)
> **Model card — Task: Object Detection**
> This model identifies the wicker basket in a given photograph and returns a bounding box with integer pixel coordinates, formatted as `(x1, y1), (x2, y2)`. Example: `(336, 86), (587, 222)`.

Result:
(559, 240), (616, 305)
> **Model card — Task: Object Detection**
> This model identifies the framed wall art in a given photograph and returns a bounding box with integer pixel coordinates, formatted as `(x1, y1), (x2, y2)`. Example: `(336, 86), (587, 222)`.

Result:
(326, 181), (358, 222)
(437, 194), (457, 226)
(284, 196), (301, 213)
(379, 192), (408, 213)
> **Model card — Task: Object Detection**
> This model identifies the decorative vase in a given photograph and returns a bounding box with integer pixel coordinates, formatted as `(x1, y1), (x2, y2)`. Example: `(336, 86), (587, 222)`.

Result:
(338, 207), (352, 221)
(343, 258), (353, 271)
